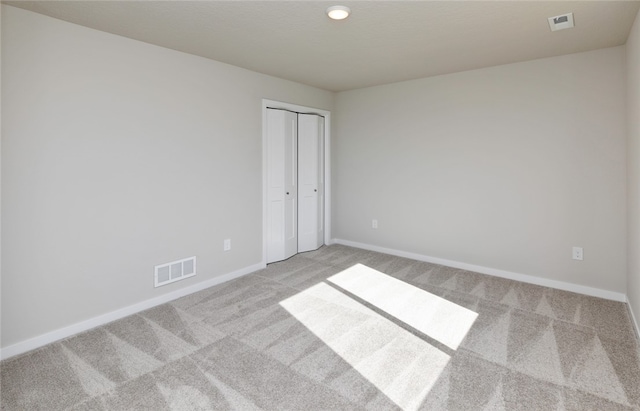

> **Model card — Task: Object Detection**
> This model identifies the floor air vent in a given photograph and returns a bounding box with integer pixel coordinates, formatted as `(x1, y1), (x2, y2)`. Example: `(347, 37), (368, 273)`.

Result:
(154, 256), (196, 287)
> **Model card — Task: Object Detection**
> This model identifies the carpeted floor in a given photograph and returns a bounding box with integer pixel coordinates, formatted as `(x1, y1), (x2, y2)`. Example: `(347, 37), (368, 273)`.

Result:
(2, 244), (640, 410)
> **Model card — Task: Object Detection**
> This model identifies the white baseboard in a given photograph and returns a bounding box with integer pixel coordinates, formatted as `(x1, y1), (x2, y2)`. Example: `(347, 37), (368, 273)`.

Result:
(627, 297), (640, 341)
(0, 262), (265, 361)
(332, 239), (627, 302)
(3, 241), (633, 360)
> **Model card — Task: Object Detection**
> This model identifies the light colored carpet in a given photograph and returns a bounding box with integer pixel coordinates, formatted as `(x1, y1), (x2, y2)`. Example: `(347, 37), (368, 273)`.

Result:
(2, 244), (640, 410)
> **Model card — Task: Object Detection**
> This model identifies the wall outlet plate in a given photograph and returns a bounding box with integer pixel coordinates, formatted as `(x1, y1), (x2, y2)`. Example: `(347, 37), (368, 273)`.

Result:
(572, 246), (583, 261)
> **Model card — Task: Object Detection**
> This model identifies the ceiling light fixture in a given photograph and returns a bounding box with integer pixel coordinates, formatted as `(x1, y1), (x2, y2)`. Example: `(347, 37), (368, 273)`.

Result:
(327, 5), (350, 20)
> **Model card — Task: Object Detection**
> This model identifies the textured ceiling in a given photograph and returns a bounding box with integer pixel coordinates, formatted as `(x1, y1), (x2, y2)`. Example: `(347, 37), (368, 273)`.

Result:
(5, 1), (640, 92)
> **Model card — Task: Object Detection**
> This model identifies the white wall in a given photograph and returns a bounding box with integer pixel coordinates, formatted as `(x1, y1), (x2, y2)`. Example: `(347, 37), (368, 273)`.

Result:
(627, 8), (640, 333)
(0, 4), (3, 352)
(0, 5), (333, 349)
(334, 47), (627, 294)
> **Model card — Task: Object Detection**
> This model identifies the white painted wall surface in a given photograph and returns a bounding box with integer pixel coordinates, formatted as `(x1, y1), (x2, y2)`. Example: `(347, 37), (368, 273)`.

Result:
(334, 47), (627, 294)
(1, 5), (333, 348)
(627, 8), (640, 332)
(0, 4), (3, 352)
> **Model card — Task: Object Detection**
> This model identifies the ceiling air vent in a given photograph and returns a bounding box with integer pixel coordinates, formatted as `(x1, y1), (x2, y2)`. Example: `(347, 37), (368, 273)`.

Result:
(548, 13), (574, 32)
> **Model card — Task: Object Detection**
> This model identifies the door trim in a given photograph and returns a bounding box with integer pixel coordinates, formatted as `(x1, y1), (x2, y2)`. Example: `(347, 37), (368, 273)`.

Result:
(262, 99), (331, 265)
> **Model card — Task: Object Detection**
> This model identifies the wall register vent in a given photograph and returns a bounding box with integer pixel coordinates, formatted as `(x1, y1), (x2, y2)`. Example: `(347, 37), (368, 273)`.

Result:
(154, 256), (196, 287)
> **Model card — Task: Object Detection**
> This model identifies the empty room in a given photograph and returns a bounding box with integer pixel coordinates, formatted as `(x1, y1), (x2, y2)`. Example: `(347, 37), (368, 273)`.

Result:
(2, 1), (640, 409)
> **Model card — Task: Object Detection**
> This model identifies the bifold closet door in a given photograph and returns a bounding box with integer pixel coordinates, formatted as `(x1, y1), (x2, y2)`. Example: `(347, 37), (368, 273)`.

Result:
(266, 109), (298, 264)
(298, 114), (324, 252)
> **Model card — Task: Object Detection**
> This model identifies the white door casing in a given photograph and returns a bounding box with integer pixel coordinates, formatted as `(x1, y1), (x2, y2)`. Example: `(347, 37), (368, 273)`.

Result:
(262, 99), (331, 265)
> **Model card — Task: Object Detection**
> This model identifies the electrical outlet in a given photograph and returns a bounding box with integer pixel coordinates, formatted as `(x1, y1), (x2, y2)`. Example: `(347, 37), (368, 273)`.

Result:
(572, 246), (583, 261)
(372, 219), (378, 229)
(224, 239), (231, 251)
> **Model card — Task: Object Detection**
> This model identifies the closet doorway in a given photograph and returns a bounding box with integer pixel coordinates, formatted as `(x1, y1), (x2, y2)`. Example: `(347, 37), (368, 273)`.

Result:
(262, 100), (331, 264)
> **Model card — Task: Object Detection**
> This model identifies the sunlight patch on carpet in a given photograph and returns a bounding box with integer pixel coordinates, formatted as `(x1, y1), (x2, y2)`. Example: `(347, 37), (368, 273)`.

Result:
(328, 263), (478, 350)
(279, 264), (478, 409)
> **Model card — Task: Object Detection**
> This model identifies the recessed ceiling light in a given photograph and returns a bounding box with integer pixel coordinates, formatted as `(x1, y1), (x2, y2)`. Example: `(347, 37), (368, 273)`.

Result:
(327, 5), (350, 20)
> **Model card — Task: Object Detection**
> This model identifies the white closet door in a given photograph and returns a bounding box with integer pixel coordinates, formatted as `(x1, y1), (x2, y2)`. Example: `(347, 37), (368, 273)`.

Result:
(298, 114), (325, 252)
(266, 109), (298, 263)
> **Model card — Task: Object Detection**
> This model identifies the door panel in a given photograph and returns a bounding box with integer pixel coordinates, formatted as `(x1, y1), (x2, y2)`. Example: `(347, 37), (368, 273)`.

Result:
(298, 114), (324, 252)
(284, 115), (298, 259)
(266, 109), (298, 263)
